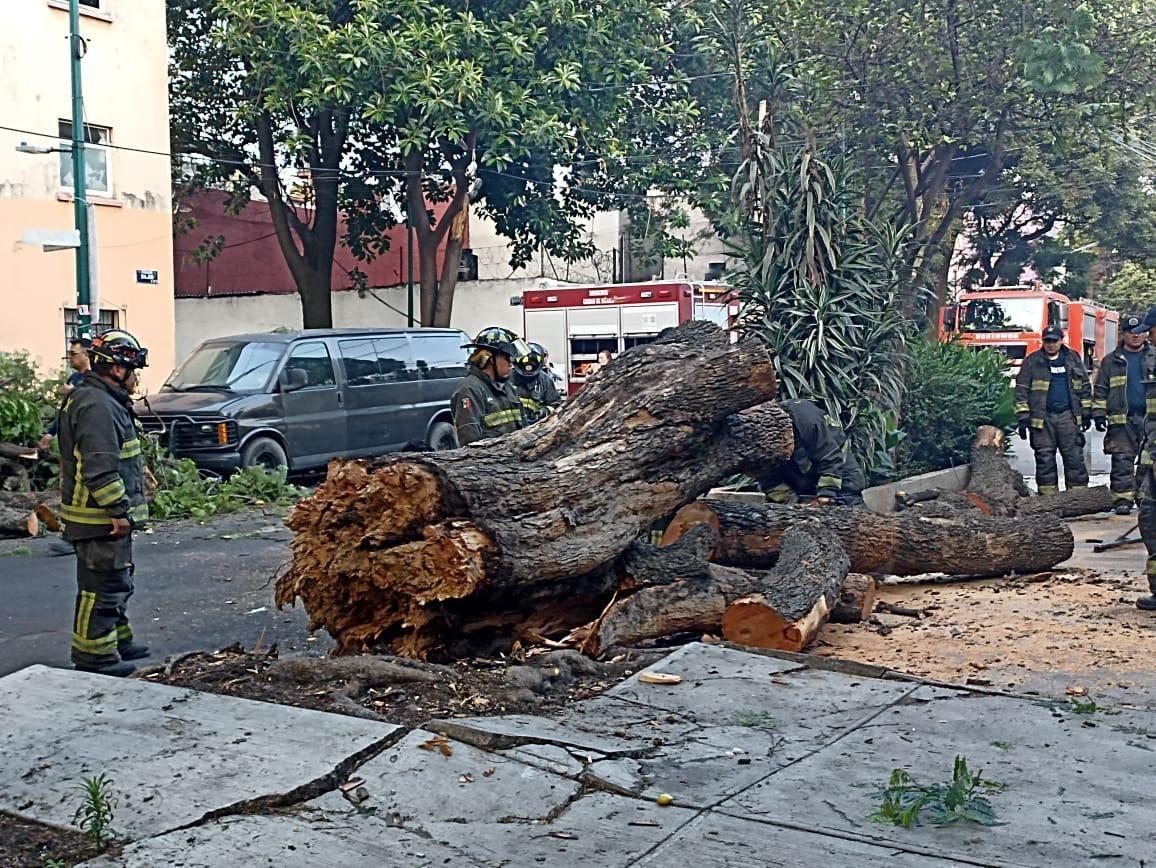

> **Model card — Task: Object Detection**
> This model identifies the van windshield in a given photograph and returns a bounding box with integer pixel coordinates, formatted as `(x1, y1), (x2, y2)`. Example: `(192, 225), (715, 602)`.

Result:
(165, 341), (285, 393)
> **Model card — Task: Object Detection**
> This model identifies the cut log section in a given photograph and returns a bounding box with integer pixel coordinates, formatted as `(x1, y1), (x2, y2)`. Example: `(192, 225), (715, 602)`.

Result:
(0, 505), (39, 538)
(828, 574), (878, 624)
(663, 498), (1074, 577)
(1017, 485), (1114, 518)
(575, 525), (848, 656)
(720, 526), (850, 652)
(277, 322), (795, 656)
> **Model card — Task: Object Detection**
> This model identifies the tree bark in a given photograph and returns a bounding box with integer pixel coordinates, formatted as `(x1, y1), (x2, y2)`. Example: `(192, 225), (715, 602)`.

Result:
(276, 322), (794, 656)
(663, 498), (1074, 577)
(1017, 486), (1115, 518)
(0, 505), (38, 538)
(828, 574), (877, 624)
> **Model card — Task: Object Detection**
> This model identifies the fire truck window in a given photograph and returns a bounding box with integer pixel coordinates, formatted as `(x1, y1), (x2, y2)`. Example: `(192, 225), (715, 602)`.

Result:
(961, 298), (1039, 332)
(624, 336), (656, 350)
(1048, 302), (1063, 327)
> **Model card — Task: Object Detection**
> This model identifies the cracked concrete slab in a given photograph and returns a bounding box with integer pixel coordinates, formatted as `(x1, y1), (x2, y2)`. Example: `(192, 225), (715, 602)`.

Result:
(636, 810), (969, 866)
(79, 807), (472, 867)
(0, 665), (398, 840)
(718, 692), (1156, 867)
(308, 728), (582, 826)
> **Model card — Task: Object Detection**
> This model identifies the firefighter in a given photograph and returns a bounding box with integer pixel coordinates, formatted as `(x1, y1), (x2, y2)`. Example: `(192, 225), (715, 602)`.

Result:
(1014, 324), (1092, 495)
(59, 329), (151, 676)
(1129, 335), (1156, 610)
(1092, 314), (1151, 514)
(452, 326), (531, 445)
(511, 342), (562, 423)
(758, 398), (866, 507)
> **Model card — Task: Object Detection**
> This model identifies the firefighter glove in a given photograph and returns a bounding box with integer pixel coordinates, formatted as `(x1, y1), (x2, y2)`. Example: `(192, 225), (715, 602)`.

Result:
(1017, 422), (1029, 440)
(1094, 417), (1107, 432)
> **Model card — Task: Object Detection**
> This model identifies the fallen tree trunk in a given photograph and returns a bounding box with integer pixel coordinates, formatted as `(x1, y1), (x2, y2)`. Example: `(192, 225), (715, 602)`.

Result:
(828, 574), (877, 624)
(277, 322), (795, 656)
(0, 505), (38, 537)
(663, 498), (1074, 576)
(1017, 485), (1114, 518)
(574, 525), (848, 656)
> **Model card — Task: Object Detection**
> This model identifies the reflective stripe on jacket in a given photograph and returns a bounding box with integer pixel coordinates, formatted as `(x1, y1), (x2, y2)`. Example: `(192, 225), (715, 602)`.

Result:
(59, 373), (148, 541)
(452, 365), (526, 445)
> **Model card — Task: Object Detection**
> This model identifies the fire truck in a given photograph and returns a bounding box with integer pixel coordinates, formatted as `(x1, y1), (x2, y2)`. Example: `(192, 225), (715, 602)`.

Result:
(940, 285), (1120, 377)
(521, 280), (738, 394)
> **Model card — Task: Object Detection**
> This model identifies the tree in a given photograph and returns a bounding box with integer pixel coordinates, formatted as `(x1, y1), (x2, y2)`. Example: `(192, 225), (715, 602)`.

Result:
(678, 0), (1156, 321)
(169, 0), (689, 328)
(729, 137), (920, 476)
(1099, 263), (1156, 314)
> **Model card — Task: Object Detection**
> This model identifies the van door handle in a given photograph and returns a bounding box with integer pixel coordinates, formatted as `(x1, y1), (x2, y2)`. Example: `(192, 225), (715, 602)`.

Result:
(336, 391), (344, 407)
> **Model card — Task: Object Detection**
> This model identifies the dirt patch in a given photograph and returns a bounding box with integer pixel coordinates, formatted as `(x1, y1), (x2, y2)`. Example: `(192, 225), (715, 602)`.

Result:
(0, 812), (103, 868)
(142, 643), (668, 728)
(813, 567), (1156, 704)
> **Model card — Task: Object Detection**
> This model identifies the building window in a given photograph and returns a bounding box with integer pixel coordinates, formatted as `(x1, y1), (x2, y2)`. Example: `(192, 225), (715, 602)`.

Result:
(64, 308), (120, 347)
(58, 121), (111, 195)
(80, 0), (102, 7)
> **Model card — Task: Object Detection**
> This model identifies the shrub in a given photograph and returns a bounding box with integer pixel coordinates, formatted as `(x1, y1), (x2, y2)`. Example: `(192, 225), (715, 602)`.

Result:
(0, 350), (65, 491)
(145, 435), (305, 520)
(895, 339), (1016, 477)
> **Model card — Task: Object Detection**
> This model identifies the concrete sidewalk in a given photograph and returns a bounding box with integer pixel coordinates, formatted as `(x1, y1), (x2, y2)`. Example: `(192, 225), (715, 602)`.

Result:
(2, 643), (1154, 867)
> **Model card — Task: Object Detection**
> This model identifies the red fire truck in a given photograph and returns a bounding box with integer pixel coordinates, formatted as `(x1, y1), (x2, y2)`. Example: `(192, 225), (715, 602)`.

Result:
(940, 285), (1119, 376)
(521, 280), (738, 394)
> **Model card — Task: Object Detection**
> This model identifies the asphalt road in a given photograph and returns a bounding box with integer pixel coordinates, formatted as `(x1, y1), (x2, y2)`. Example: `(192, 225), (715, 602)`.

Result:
(0, 510), (328, 677)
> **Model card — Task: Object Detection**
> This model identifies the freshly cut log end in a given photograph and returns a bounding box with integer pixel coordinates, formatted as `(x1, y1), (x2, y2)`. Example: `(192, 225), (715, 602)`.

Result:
(723, 593), (832, 653)
(828, 574), (877, 624)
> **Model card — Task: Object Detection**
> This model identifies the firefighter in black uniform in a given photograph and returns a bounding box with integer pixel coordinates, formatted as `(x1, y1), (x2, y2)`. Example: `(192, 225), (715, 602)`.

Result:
(1014, 324), (1092, 494)
(512, 342), (563, 423)
(759, 398), (866, 507)
(1092, 314), (1151, 514)
(452, 326), (531, 445)
(59, 330), (151, 676)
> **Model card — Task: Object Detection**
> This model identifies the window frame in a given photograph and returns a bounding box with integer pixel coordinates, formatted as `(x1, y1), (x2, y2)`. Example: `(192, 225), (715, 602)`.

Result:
(281, 340), (337, 391)
(63, 307), (119, 349)
(58, 120), (112, 197)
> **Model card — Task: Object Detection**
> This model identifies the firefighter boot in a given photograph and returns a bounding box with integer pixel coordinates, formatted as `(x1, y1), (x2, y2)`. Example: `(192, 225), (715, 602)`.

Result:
(75, 660), (136, 677)
(1139, 569), (1156, 611)
(117, 643), (150, 660)
(1115, 502), (1134, 516)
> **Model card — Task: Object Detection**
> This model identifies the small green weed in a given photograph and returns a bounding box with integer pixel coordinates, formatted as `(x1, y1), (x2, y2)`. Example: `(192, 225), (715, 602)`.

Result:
(0, 545), (32, 557)
(991, 741), (1013, 750)
(1066, 695), (1121, 716)
(729, 710), (777, 729)
(73, 773), (117, 849)
(870, 756), (1001, 828)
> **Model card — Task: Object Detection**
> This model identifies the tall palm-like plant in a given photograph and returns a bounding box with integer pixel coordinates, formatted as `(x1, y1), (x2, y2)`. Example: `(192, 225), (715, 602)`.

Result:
(730, 135), (925, 475)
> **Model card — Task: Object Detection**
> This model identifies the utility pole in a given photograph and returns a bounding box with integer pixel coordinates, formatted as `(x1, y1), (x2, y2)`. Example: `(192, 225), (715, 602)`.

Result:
(69, 0), (92, 341)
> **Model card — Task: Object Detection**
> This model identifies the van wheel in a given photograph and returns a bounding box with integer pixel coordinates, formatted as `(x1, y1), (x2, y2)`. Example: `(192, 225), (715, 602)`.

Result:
(240, 436), (289, 471)
(428, 421), (458, 451)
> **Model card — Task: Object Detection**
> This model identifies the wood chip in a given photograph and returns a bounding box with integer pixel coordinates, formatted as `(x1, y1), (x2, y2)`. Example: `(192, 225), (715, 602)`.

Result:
(1066, 686), (1088, 697)
(549, 831), (577, 839)
(339, 778), (366, 793)
(638, 671), (682, 685)
(417, 735), (453, 757)
(482, 767), (496, 777)
(628, 820), (661, 827)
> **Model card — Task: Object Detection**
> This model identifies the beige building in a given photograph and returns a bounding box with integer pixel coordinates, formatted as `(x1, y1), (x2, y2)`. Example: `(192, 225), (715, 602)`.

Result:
(0, 0), (174, 391)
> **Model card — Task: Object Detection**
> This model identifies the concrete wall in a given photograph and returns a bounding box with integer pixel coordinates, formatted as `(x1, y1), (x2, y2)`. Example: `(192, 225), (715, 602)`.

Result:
(173, 278), (547, 364)
(0, 0), (175, 391)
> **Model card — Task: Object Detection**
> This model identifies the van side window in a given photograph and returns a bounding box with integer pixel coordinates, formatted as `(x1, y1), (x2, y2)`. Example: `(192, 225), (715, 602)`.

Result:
(285, 341), (335, 388)
(415, 333), (468, 379)
(339, 339), (379, 387)
(374, 336), (416, 382)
